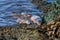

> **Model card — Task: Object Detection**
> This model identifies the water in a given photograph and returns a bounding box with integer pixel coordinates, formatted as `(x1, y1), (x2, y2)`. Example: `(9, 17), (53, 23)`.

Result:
(46, 0), (55, 3)
(0, 0), (54, 27)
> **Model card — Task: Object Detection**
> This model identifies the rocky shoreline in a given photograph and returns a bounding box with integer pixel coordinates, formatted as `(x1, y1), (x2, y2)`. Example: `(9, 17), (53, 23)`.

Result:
(0, 0), (60, 40)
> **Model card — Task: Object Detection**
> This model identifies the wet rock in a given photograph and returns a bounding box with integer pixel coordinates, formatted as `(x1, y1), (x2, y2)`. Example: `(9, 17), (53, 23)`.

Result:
(30, 15), (42, 25)
(16, 18), (31, 24)
(13, 12), (42, 26)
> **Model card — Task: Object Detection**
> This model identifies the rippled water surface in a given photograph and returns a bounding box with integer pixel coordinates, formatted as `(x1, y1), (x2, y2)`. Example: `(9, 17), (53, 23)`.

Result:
(0, 0), (54, 27)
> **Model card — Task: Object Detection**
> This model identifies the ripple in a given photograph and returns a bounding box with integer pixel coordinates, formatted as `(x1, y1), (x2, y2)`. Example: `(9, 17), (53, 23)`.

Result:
(0, 0), (43, 27)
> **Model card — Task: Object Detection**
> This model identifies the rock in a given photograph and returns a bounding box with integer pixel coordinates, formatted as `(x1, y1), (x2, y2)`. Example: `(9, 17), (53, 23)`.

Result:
(16, 18), (30, 24)
(55, 22), (60, 26)
(21, 12), (27, 15)
(21, 12), (32, 18)
(30, 15), (42, 25)
(47, 21), (55, 26)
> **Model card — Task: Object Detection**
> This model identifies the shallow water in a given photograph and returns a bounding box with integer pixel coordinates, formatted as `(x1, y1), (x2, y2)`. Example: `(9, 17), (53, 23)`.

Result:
(46, 0), (55, 3)
(0, 0), (54, 27)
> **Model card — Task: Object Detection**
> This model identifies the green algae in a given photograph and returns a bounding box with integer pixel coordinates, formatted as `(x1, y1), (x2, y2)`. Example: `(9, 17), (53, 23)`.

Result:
(32, 0), (60, 23)
(0, 0), (60, 40)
